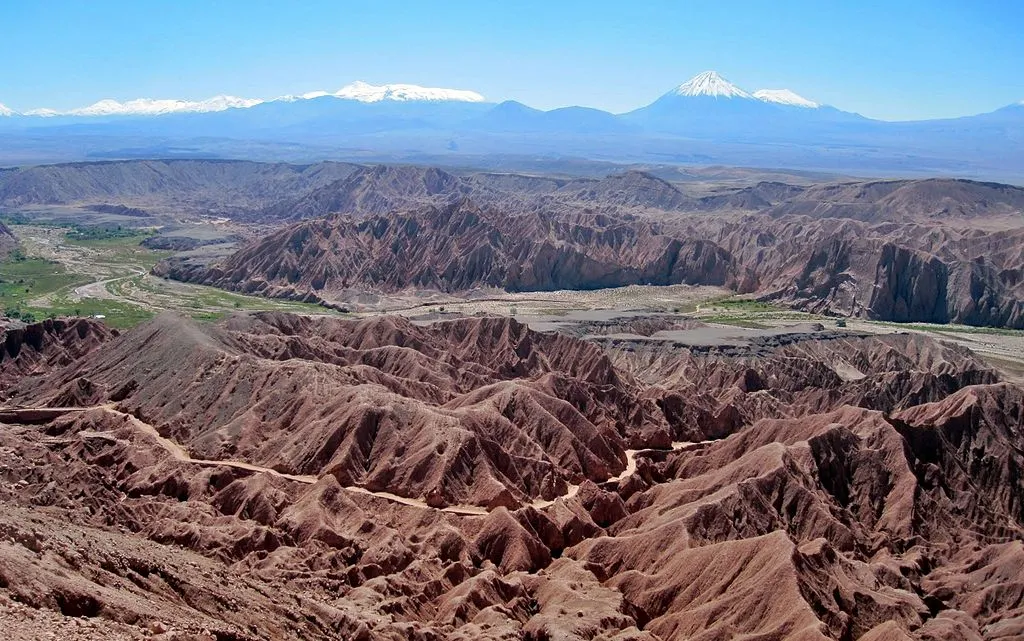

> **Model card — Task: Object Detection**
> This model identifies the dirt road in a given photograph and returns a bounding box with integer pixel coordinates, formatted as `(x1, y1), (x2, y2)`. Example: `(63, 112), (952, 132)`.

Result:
(8, 404), (695, 516)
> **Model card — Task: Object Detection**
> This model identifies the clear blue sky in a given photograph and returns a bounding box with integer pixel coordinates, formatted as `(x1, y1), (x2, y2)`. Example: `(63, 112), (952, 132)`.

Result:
(1, 0), (1021, 120)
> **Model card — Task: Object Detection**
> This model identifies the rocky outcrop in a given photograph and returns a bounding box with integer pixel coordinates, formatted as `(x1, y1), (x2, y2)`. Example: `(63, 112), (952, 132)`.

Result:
(868, 244), (949, 323)
(1, 311), (1022, 639)
(156, 172), (1024, 328)
(0, 318), (114, 390)
(10, 313), (664, 507)
(159, 200), (744, 297)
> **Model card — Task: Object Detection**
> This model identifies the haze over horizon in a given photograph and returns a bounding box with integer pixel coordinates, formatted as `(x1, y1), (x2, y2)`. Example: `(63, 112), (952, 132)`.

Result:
(2, 0), (1022, 121)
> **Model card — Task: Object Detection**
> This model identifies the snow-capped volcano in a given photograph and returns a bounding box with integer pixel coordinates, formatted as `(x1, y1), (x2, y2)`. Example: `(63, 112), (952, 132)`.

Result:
(333, 81), (485, 103)
(0, 103), (15, 116)
(626, 71), (853, 133)
(67, 95), (263, 117)
(670, 71), (751, 99)
(663, 72), (820, 108)
(753, 89), (819, 108)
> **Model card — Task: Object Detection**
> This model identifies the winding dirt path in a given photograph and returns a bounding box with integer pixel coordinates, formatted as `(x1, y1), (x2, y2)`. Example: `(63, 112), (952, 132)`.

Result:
(6, 405), (695, 516)
(72, 268), (148, 301)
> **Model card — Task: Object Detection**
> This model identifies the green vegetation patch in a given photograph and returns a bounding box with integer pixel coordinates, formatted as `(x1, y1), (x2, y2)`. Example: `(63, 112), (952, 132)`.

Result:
(64, 229), (154, 247)
(703, 296), (781, 312)
(0, 256), (88, 310)
(1, 224), (338, 330)
(30, 298), (154, 329)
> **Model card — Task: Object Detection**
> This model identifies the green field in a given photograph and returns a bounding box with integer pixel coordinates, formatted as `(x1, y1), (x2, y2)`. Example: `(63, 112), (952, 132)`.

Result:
(695, 295), (821, 327)
(1, 226), (340, 329)
(0, 256), (89, 322)
(0, 255), (154, 328)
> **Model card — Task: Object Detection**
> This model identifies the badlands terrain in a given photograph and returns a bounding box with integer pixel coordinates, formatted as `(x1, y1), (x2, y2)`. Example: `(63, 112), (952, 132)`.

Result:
(0, 159), (1022, 640)
(1, 311), (1023, 640)
(2, 160), (1023, 328)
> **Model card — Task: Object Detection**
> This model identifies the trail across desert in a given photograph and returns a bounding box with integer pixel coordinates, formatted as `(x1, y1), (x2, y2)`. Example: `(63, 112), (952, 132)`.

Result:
(4, 404), (693, 516)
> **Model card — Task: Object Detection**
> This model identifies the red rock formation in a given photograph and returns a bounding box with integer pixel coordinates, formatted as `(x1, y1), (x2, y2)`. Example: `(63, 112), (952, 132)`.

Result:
(1, 311), (1022, 639)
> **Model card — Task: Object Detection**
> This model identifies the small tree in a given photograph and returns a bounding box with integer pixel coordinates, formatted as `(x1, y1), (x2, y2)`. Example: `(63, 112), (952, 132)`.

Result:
(836, 318), (847, 328)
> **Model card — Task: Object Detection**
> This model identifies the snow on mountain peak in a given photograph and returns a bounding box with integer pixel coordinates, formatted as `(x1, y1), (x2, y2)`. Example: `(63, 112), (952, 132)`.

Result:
(66, 95), (263, 117)
(0, 103), (14, 116)
(753, 89), (819, 108)
(334, 81), (486, 103)
(16, 82), (488, 117)
(671, 71), (751, 99)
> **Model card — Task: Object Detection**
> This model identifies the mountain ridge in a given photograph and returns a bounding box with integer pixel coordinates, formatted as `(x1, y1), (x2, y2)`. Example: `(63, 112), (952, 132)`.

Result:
(1, 71), (1017, 121)
(2, 72), (1021, 177)
(142, 168), (1024, 329)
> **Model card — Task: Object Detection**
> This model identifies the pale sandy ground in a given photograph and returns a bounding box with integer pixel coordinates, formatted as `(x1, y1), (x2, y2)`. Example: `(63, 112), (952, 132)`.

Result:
(843, 318), (1024, 381)
(356, 282), (1024, 381)
(351, 283), (727, 317)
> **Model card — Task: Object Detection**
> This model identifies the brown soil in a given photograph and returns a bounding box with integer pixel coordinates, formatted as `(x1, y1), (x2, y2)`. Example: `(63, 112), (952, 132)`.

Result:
(0, 313), (1021, 639)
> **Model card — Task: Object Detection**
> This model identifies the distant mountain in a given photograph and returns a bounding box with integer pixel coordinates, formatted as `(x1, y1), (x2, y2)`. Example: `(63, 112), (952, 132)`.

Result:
(67, 96), (262, 117)
(260, 164), (471, 220)
(469, 101), (631, 134)
(258, 166), (702, 221)
(5, 159), (1021, 226)
(0, 81), (486, 119)
(1, 74), (1022, 178)
(551, 170), (696, 210)
(623, 71), (869, 137)
(726, 177), (1024, 223)
(0, 159), (360, 214)
(668, 70), (754, 98)
(329, 81), (485, 103)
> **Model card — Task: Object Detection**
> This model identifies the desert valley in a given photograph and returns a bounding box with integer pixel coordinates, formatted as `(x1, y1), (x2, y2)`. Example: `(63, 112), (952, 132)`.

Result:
(2, 5), (1024, 637)
(0, 155), (1022, 640)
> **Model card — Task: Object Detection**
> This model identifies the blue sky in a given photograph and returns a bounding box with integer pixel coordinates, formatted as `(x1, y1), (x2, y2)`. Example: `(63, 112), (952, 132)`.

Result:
(1, 0), (1021, 120)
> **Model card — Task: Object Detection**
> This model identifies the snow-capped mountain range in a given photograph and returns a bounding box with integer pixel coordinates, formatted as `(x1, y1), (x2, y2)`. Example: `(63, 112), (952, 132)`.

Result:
(0, 72), (819, 117)
(2, 71), (821, 118)
(0, 71), (1018, 121)
(0, 81), (487, 117)
(67, 96), (262, 117)
(0, 71), (1020, 178)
